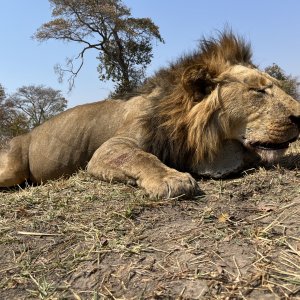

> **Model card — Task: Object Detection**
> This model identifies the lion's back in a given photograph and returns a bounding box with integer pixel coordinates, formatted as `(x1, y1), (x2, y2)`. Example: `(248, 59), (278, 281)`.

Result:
(27, 99), (131, 181)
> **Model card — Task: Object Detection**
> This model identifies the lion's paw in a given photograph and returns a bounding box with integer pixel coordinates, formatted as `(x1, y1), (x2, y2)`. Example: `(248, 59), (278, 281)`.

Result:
(139, 170), (201, 199)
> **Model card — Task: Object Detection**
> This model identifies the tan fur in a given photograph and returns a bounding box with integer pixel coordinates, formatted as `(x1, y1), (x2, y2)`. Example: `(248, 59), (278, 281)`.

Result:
(1, 31), (300, 198)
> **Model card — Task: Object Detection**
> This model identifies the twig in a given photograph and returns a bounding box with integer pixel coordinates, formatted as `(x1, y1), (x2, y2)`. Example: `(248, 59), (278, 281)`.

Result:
(233, 256), (242, 282)
(103, 285), (117, 300)
(17, 231), (62, 236)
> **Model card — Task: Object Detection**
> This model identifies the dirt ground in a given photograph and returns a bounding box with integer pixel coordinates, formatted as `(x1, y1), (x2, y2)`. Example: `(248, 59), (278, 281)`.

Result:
(0, 142), (300, 299)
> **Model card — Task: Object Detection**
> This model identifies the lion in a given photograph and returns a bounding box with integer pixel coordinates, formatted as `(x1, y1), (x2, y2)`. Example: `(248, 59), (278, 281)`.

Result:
(1, 31), (300, 198)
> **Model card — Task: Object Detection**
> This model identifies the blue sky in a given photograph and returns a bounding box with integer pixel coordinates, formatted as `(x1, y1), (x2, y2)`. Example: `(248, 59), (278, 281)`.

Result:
(1, 0), (300, 107)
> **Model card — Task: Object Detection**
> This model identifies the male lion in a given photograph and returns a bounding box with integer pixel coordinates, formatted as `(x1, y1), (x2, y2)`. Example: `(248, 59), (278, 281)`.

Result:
(1, 32), (300, 198)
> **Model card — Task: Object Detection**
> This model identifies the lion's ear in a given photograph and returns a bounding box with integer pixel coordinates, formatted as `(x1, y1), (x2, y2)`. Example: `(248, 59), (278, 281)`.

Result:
(182, 65), (216, 99)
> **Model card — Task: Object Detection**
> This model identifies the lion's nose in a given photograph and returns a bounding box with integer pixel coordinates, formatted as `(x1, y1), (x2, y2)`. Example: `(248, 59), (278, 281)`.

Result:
(289, 115), (300, 129)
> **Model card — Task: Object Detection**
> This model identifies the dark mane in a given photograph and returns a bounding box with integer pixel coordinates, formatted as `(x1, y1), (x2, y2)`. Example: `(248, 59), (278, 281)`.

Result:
(140, 31), (253, 170)
(142, 31), (252, 95)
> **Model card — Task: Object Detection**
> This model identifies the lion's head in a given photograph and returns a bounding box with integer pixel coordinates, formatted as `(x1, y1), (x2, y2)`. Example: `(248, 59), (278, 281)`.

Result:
(212, 65), (299, 161)
(142, 31), (300, 176)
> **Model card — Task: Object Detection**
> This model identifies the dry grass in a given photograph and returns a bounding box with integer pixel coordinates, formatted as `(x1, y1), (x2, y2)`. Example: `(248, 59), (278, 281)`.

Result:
(0, 142), (300, 299)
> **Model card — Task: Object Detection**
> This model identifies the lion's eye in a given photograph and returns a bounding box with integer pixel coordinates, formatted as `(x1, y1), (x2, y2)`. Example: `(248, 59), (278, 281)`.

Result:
(249, 87), (269, 95)
(249, 83), (273, 95)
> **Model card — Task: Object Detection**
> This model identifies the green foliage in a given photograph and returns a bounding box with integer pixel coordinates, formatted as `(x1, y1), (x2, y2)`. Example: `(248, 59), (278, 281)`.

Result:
(34, 0), (164, 96)
(265, 63), (300, 100)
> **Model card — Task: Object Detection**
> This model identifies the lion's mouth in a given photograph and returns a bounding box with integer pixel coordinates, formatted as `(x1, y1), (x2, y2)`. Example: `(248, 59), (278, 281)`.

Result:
(249, 137), (297, 150)
(242, 136), (298, 162)
(242, 136), (298, 151)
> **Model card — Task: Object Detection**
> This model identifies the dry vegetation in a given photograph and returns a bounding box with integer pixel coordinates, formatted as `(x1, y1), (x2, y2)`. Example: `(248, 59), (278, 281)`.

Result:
(1, 142), (300, 299)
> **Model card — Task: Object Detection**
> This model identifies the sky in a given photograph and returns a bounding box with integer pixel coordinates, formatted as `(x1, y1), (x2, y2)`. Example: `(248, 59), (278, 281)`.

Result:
(0, 0), (300, 107)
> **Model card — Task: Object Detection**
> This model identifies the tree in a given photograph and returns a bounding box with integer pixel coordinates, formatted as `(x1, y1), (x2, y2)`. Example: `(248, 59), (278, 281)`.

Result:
(265, 63), (300, 100)
(0, 85), (67, 143)
(0, 84), (28, 144)
(0, 84), (5, 102)
(34, 0), (164, 95)
(6, 85), (68, 129)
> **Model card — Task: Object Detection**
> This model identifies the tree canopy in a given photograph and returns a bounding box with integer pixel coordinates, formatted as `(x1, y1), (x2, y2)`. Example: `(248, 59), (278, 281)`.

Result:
(0, 84), (28, 143)
(0, 84), (5, 102)
(34, 0), (164, 95)
(265, 63), (300, 100)
(0, 84), (68, 144)
(6, 85), (68, 129)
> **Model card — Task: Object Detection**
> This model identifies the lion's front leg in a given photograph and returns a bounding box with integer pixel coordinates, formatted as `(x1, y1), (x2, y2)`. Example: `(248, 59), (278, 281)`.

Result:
(87, 137), (201, 199)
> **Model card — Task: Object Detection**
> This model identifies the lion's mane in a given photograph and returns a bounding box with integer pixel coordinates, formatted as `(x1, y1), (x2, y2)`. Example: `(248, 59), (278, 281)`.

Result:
(140, 32), (253, 170)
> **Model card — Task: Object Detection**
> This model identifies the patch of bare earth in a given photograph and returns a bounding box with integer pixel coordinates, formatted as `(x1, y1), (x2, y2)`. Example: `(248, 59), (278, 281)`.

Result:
(1, 141), (300, 299)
